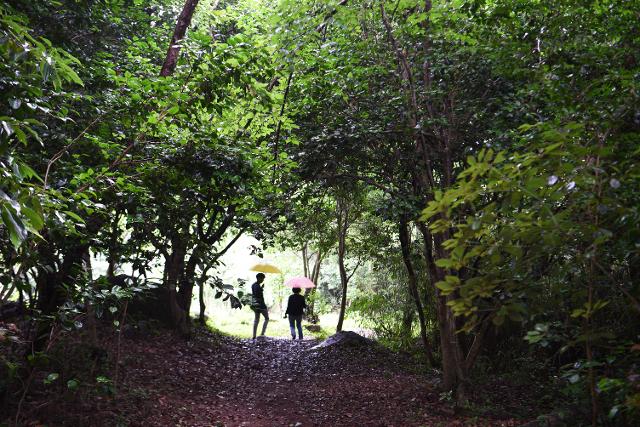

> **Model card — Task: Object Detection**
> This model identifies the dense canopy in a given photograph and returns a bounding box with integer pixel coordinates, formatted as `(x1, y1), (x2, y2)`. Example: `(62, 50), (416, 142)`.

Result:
(0, 0), (638, 425)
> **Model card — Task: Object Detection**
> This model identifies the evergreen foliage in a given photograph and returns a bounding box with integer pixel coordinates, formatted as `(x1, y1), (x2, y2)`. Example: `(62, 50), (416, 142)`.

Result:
(0, 0), (638, 424)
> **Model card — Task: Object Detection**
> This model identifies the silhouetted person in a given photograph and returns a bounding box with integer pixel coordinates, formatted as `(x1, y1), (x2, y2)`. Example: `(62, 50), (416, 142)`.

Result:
(251, 273), (269, 338)
(285, 287), (306, 340)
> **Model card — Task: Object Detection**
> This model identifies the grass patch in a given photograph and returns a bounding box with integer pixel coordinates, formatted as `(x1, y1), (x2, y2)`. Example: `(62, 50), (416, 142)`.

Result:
(201, 300), (360, 340)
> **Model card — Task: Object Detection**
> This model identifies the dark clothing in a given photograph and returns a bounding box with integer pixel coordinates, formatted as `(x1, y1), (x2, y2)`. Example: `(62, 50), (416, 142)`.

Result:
(289, 314), (303, 339)
(285, 293), (306, 316)
(251, 282), (267, 310)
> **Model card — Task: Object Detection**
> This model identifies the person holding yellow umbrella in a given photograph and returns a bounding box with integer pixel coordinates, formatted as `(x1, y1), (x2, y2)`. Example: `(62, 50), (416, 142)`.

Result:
(249, 262), (281, 339)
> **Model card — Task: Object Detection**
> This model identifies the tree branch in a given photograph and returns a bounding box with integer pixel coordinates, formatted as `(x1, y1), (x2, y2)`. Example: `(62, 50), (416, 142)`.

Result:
(44, 114), (104, 189)
(316, 0), (349, 33)
(160, 0), (204, 76)
(346, 257), (362, 282)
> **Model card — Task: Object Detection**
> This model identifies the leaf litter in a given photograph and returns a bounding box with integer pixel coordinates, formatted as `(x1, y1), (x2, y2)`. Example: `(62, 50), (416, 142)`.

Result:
(18, 326), (528, 426)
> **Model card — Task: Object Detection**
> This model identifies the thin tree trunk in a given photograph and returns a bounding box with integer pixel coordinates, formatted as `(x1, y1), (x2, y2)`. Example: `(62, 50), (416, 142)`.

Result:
(399, 216), (436, 366)
(0, 282), (16, 303)
(160, 0), (201, 76)
(464, 315), (492, 372)
(336, 229), (348, 332)
(304, 250), (323, 323)
(311, 253), (323, 285)
(106, 210), (120, 279)
(197, 264), (210, 325)
(586, 149), (605, 425)
(84, 250), (98, 346)
(198, 275), (206, 325)
(195, 230), (244, 325)
(336, 199), (349, 332)
(302, 243), (310, 278)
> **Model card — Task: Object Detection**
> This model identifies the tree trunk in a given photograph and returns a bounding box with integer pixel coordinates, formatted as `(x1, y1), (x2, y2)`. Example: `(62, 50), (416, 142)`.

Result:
(418, 224), (467, 399)
(336, 230), (348, 332)
(36, 242), (89, 314)
(197, 264), (211, 325)
(311, 252), (323, 322)
(160, 0), (200, 76)
(311, 252), (322, 285)
(83, 250), (98, 346)
(34, 241), (91, 350)
(196, 263), (214, 325)
(399, 216), (436, 366)
(402, 305), (414, 340)
(336, 199), (349, 332)
(178, 250), (200, 321)
(382, 0), (473, 400)
(106, 211), (121, 279)
(302, 244), (313, 318)
(302, 244), (309, 278)
(198, 277), (206, 325)
(304, 249), (323, 323)
(165, 239), (189, 336)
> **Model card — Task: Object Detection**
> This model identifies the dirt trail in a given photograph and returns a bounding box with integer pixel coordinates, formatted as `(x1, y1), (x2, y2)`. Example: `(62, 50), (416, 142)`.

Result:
(102, 328), (522, 427)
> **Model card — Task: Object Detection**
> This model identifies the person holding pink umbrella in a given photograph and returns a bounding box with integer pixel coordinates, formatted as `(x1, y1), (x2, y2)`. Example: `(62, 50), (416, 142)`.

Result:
(283, 277), (315, 340)
(284, 287), (307, 340)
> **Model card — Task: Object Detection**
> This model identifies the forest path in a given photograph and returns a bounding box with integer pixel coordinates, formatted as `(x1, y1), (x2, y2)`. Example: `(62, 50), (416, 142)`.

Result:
(110, 328), (521, 426)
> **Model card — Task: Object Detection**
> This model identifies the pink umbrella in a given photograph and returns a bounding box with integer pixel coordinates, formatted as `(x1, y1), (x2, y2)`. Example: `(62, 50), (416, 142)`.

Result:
(284, 276), (316, 289)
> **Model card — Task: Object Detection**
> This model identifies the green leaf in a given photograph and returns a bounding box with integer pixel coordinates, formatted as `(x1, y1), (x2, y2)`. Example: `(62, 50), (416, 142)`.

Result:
(436, 280), (455, 294)
(58, 61), (84, 86)
(64, 211), (85, 223)
(435, 258), (454, 268)
(1, 206), (27, 248)
(14, 128), (27, 144)
(22, 206), (44, 230)
(444, 275), (460, 285)
(44, 373), (59, 385)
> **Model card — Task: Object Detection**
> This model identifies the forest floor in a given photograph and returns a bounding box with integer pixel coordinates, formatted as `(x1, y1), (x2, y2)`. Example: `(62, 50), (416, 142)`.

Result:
(13, 324), (539, 426)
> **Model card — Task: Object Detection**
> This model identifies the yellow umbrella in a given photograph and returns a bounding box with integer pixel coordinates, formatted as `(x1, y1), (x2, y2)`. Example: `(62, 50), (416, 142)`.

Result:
(249, 262), (282, 274)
